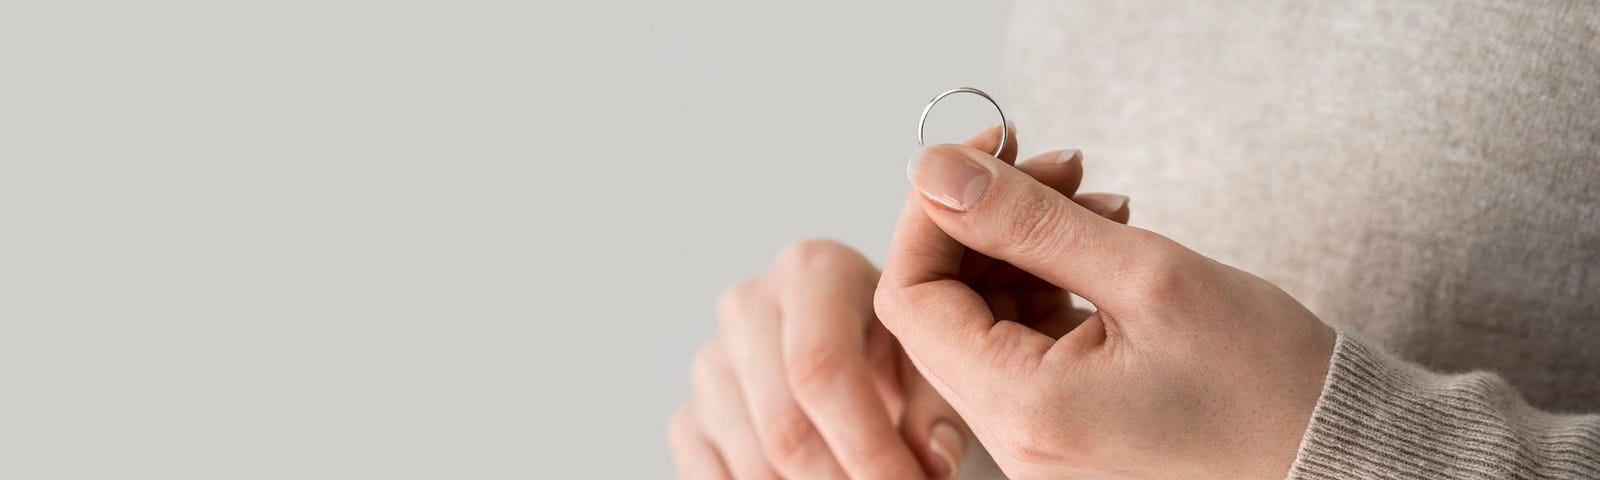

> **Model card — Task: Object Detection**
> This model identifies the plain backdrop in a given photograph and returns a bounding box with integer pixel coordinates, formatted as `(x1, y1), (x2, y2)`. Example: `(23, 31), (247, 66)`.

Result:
(0, 1), (1010, 477)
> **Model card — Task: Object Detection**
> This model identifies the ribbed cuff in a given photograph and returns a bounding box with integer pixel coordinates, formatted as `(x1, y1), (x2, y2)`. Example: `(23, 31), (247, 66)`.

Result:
(1286, 331), (1600, 480)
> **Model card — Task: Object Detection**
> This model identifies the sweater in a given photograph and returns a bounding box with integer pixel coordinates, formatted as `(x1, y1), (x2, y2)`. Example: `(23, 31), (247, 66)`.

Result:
(997, 0), (1600, 478)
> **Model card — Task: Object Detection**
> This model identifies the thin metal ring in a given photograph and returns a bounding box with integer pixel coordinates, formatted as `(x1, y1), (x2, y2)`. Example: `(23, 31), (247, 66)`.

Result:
(917, 86), (1008, 158)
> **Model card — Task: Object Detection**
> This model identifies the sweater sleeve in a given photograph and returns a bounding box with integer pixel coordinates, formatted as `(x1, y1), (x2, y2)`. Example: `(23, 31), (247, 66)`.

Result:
(1287, 331), (1600, 480)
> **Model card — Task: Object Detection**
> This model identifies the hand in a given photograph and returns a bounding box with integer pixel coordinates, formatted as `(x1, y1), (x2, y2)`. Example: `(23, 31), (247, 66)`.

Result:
(876, 142), (1336, 479)
(669, 126), (1136, 479)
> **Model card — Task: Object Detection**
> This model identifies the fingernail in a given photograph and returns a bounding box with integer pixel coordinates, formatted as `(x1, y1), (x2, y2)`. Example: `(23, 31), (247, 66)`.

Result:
(928, 422), (965, 479)
(1053, 149), (1082, 165)
(1104, 194), (1129, 213)
(907, 147), (992, 212)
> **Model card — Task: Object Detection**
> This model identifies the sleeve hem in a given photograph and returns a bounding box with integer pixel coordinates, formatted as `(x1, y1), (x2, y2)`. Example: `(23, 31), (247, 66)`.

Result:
(1285, 330), (1600, 480)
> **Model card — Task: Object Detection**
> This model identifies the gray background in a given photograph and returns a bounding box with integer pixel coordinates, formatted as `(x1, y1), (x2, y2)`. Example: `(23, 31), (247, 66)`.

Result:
(1, 1), (1009, 477)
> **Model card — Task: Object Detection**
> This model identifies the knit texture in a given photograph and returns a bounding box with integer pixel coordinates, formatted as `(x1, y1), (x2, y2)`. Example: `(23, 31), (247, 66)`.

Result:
(1289, 331), (1600, 479)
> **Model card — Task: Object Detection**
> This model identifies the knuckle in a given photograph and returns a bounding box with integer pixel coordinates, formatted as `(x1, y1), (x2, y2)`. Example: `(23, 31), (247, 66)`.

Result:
(715, 277), (762, 327)
(785, 345), (850, 396)
(756, 406), (819, 467)
(1127, 232), (1199, 299)
(689, 344), (721, 391)
(774, 238), (868, 278)
(1003, 191), (1073, 257)
(986, 323), (1047, 373)
(667, 406), (694, 445)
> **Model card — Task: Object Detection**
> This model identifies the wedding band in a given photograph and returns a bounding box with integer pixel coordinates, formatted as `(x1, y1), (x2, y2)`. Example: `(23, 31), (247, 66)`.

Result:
(917, 86), (1008, 158)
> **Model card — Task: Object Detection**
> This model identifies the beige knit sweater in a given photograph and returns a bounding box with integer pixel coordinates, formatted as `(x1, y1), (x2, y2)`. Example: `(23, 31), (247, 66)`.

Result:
(995, 0), (1600, 478)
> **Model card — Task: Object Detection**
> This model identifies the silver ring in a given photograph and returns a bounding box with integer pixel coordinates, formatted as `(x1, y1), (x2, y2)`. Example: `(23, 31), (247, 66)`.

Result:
(917, 86), (1008, 158)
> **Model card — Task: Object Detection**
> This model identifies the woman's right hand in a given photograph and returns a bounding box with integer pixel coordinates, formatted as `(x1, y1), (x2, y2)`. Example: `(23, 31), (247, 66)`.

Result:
(876, 139), (1335, 479)
(669, 126), (1134, 479)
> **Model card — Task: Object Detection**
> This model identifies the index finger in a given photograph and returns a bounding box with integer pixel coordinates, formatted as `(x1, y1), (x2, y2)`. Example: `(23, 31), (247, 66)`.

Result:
(966, 123), (1018, 165)
(774, 240), (925, 479)
(874, 128), (1056, 407)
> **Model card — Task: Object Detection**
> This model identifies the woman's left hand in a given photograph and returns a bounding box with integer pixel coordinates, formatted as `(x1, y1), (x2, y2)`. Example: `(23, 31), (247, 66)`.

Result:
(876, 142), (1336, 479)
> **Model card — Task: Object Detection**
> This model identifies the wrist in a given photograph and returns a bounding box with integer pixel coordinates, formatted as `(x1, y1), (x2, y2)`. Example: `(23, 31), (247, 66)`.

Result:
(1253, 322), (1337, 479)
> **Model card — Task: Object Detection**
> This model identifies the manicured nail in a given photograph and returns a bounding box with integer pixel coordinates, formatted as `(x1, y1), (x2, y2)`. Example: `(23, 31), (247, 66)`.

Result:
(928, 422), (966, 479)
(907, 147), (992, 212)
(1104, 194), (1129, 213)
(1053, 149), (1082, 165)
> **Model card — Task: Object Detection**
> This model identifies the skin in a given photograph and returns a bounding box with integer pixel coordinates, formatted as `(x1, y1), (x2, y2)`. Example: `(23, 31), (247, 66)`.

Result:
(668, 126), (1134, 480)
(877, 131), (1336, 478)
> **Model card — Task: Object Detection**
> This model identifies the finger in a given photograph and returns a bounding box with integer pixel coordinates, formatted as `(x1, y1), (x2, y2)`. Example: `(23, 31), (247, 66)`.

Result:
(689, 342), (781, 480)
(1015, 149), (1084, 198)
(898, 352), (971, 480)
(876, 186), (1056, 407)
(970, 152), (1130, 290)
(949, 127), (1038, 284)
(862, 314), (906, 418)
(773, 240), (926, 479)
(669, 406), (733, 480)
(717, 277), (848, 479)
(960, 123), (1019, 165)
(1014, 149), (1131, 225)
(905, 143), (1173, 309)
(1073, 192), (1131, 225)
(995, 191), (1131, 341)
(994, 191), (1133, 293)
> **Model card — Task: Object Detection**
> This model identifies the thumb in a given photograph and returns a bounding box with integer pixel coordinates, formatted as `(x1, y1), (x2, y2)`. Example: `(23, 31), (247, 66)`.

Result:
(897, 351), (969, 480)
(906, 144), (1155, 307)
